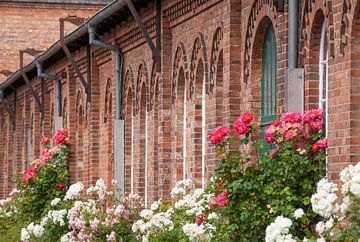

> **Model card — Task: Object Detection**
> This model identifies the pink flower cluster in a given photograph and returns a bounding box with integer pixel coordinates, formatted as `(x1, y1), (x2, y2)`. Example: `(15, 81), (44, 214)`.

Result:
(233, 112), (254, 135)
(209, 126), (229, 145)
(53, 128), (69, 146)
(312, 138), (328, 152)
(40, 137), (50, 145)
(21, 165), (36, 183)
(303, 109), (323, 130)
(209, 112), (255, 145)
(264, 109), (324, 145)
(208, 192), (228, 209)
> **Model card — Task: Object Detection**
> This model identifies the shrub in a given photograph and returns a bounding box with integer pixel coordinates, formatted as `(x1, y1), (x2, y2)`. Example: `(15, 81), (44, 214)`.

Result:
(208, 110), (326, 241)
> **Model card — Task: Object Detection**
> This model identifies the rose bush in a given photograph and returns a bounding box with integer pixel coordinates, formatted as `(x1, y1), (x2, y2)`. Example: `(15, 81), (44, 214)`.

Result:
(20, 179), (141, 242)
(207, 110), (326, 241)
(0, 129), (70, 240)
(265, 162), (360, 241)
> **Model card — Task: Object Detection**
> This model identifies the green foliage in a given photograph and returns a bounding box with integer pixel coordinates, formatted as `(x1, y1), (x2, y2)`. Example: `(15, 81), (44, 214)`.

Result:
(210, 126), (326, 241)
(17, 144), (70, 220)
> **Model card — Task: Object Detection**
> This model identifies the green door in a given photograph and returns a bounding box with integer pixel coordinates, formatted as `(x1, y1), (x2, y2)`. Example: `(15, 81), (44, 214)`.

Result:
(260, 25), (277, 152)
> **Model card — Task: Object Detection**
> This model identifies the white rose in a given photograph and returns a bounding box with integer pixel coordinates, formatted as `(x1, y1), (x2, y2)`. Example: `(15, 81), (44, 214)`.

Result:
(293, 208), (304, 219)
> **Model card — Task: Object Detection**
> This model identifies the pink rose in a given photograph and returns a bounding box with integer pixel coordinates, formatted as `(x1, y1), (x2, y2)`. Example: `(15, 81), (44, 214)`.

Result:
(285, 130), (297, 140)
(241, 112), (254, 125)
(233, 118), (249, 135)
(280, 112), (302, 125)
(216, 192), (228, 207)
(264, 133), (274, 144)
(53, 128), (69, 146)
(303, 109), (323, 130)
(208, 196), (217, 209)
(209, 126), (229, 145)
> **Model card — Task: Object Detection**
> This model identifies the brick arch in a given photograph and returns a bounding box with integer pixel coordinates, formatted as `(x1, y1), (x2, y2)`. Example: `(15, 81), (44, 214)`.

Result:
(135, 62), (149, 115)
(75, 89), (85, 182)
(244, 0), (278, 84)
(50, 102), (54, 133)
(104, 78), (112, 123)
(122, 67), (135, 118)
(123, 68), (134, 195)
(172, 42), (189, 104)
(149, 61), (158, 111)
(189, 32), (208, 99)
(303, 9), (326, 111)
(62, 97), (67, 129)
(135, 62), (148, 198)
(299, 0), (335, 66)
(246, 16), (277, 120)
(339, 0), (353, 54)
(209, 27), (223, 94)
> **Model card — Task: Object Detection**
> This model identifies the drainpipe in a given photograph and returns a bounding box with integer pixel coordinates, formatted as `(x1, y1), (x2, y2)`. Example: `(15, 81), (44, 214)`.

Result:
(36, 61), (62, 129)
(286, 0), (304, 113)
(88, 24), (124, 195)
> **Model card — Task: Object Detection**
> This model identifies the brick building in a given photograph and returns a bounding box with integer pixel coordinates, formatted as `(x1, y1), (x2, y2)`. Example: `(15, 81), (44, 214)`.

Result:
(0, 0), (358, 206)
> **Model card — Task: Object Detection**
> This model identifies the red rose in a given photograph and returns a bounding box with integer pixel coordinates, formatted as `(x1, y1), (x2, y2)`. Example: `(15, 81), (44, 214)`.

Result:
(40, 137), (50, 145)
(21, 165), (36, 183)
(216, 182), (223, 188)
(241, 112), (254, 125)
(195, 213), (206, 225)
(209, 126), (229, 145)
(57, 182), (64, 189)
(271, 120), (280, 127)
(233, 118), (249, 135)
(312, 143), (319, 152)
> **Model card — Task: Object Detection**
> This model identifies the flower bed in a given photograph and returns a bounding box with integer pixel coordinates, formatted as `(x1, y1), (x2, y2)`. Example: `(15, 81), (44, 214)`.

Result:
(0, 110), (359, 241)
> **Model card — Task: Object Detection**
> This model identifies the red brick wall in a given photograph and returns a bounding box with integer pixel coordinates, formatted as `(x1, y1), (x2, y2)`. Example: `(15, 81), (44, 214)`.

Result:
(1, 0), (360, 202)
(0, 1), (104, 83)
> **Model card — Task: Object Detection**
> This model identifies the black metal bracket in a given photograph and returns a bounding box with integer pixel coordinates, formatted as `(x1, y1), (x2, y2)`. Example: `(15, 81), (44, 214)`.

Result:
(125, 0), (161, 72)
(59, 16), (91, 101)
(20, 48), (44, 114)
(0, 89), (16, 130)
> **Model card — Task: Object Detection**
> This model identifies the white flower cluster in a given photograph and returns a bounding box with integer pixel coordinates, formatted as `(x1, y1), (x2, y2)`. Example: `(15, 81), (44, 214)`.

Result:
(64, 182), (84, 200)
(21, 222), (45, 241)
(174, 188), (206, 216)
(132, 201), (174, 238)
(51, 197), (61, 206)
(171, 179), (192, 197)
(182, 223), (204, 241)
(265, 216), (295, 242)
(340, 162), (360, 197)
(87, 178), (108, 201)
(48, 209), (67, 226)
(310, 178), (339, 218)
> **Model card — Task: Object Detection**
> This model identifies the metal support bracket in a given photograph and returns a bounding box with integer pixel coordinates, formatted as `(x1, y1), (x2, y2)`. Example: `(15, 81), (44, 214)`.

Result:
(20, 48), (44, 114)
(59, 16), (91, 101)
(126, 0), (161, 72)
(0, 90), (16, 129)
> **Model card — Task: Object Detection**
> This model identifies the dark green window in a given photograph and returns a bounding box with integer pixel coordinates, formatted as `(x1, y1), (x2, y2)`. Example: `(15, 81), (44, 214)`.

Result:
(260, 25), (277, 152)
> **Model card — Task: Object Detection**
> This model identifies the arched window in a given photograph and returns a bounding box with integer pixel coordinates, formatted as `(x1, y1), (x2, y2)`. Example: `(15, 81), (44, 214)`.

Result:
(261, 25), (277, 146)
(319, 22), (328, 135)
